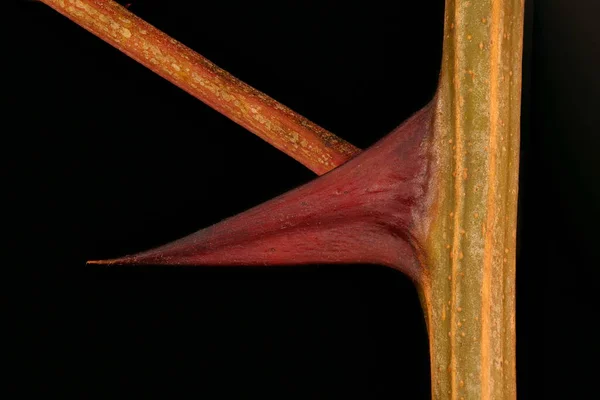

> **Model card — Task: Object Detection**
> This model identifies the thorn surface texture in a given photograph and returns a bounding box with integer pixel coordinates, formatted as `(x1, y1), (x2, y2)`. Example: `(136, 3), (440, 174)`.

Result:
(92, 102), (436, 284)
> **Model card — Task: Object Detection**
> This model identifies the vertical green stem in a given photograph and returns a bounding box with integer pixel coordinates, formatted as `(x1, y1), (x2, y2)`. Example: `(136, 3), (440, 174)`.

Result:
(420, 0), (523, 399)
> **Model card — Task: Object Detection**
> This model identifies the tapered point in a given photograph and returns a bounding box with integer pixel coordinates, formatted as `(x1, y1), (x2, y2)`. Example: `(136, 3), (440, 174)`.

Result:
(86, 103), (435, 283)
(86, 259), (121, 265)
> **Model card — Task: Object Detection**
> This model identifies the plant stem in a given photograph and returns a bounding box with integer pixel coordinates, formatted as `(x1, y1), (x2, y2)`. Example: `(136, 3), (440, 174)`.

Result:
(39, 1), (524, 398)
(39, 0), (360, 175)
(421, 0), (523, 398)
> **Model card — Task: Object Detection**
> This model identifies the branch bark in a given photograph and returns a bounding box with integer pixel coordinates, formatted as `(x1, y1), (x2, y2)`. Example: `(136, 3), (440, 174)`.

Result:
(39, 0), (360, 175)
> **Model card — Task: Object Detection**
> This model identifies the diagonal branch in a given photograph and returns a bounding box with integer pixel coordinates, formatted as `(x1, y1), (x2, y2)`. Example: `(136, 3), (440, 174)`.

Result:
(39, 0), (360, 175)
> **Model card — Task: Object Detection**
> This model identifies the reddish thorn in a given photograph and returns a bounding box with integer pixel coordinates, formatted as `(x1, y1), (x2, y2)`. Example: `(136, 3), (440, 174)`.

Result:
(90, 101), (436, 283)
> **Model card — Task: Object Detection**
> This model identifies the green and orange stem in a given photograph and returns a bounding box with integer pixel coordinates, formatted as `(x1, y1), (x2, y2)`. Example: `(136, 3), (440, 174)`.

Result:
(420, 0), (523, 398)
(39, 0), (360, 175)
(40, 0), (524, 399)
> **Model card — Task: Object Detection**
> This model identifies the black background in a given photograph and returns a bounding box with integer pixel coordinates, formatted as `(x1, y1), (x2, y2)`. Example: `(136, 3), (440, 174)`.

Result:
(6, 0), (598, 398)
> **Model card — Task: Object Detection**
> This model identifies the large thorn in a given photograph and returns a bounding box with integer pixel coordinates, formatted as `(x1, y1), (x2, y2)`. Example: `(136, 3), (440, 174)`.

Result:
(89, 102), (435, 283)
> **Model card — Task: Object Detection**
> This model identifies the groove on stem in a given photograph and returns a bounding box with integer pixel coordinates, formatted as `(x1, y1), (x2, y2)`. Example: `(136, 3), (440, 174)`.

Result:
(421, 0), (523, 399)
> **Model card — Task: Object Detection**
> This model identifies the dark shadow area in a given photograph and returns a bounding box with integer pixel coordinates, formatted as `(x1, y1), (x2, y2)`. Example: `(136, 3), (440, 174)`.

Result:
(519, 0), (599, 397)
(7, 1), (444, 398)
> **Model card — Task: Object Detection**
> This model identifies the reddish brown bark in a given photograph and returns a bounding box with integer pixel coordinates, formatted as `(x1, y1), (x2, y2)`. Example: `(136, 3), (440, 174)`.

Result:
(39, 0), (360, 175)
